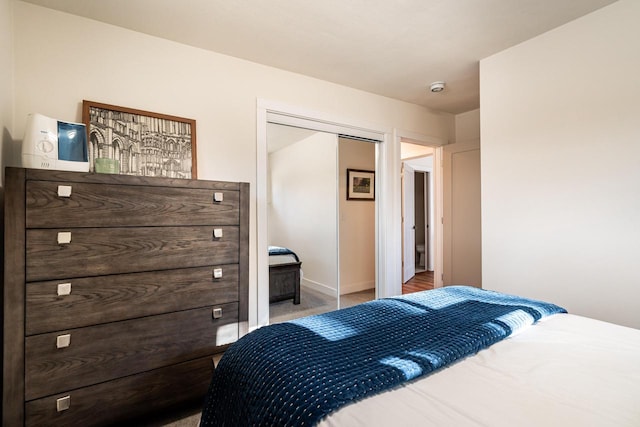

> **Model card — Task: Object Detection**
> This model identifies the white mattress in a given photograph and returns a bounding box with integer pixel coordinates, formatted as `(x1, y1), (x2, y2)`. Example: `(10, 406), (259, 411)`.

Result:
(319, 314), (640, 426)
(268, 254), (299, 265)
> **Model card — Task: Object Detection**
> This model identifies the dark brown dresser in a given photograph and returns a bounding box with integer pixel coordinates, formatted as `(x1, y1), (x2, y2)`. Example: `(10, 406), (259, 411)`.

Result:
(2, 167), (249, 426)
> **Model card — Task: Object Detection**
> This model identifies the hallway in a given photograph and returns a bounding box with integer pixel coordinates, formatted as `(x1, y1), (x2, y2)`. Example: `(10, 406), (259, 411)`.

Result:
(402, 271), (434, 294)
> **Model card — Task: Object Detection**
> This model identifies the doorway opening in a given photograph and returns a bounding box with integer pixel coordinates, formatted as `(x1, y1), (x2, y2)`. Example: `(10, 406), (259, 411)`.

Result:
(401, 140), (442, 293)
(255, 101), (447, 331)
(414, 170), (431, 274)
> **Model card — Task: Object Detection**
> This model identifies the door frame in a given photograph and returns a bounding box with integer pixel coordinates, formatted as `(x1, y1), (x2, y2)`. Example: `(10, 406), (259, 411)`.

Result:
(396, 132), (445, 290)
(257, 99), (393, 328)
(256, 100), (447, 329)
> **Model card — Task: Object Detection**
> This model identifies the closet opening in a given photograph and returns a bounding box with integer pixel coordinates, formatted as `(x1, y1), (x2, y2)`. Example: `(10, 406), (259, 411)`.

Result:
(257, 102), (386, 329)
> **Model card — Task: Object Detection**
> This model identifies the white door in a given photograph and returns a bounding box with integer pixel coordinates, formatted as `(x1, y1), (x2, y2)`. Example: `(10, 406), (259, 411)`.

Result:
(443, 141), (482, 287)
(402, 163), (416, 282)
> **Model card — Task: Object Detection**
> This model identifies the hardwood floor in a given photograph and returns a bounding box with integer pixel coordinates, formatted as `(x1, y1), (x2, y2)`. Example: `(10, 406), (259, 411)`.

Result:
(403, 270), (434, 294)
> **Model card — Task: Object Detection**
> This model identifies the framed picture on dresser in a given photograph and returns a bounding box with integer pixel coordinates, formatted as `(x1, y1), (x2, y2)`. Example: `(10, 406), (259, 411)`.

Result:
(82, 100), (197, 178)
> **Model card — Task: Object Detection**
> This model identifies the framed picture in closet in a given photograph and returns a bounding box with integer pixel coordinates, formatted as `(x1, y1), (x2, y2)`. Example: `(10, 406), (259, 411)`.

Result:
(82, 100), (197, 178)
(347, 169), (375, 200)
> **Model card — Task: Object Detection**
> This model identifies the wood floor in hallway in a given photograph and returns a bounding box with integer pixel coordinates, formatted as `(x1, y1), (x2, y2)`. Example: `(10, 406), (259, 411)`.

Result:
(403, 270), (434, 294)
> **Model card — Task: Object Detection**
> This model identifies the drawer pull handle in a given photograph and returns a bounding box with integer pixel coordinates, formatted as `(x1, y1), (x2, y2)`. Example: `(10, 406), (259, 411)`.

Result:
(213, 228), (223, 239)
(213, 268), (223, 279)
(56, 395), (71, 412)
(212, 307), (223, 319)
(57, 283), (72, 296)
(56, 334), (71, 349)
(57, 231), (72, 245)
(57, 185), (72, 198)
(213, 192), (224, 203)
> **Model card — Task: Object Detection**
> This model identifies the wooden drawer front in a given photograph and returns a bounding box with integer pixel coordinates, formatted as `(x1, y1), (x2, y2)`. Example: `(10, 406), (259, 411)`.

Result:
(25, 302), (238, 400)
(25, 355), (215, 427)
(26, 265), (239, 335)
(26, 226), (239, 281)
(26, 180), (240, 228)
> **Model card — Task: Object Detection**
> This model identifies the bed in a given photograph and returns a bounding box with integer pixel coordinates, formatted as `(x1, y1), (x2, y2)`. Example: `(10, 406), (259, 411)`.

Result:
(269, 245), (302, 305)
(199, 286), (640, 426)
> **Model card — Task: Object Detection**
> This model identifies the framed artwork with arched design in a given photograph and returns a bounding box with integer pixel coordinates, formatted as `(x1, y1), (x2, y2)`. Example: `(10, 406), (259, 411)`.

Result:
(82, 100), (196, 178)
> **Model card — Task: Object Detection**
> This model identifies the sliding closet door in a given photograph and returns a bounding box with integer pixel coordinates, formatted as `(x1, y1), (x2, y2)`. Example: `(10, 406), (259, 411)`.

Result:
(267, 125), (339, 322)
(338, 137), (376, 299)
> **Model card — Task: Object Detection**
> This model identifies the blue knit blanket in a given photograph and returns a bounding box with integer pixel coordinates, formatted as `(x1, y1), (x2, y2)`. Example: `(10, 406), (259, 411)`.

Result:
(199, 286), (566, 426)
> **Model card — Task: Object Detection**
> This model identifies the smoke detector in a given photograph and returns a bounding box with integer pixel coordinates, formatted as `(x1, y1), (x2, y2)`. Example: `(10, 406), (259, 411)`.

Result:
(430, 81), (445, 93)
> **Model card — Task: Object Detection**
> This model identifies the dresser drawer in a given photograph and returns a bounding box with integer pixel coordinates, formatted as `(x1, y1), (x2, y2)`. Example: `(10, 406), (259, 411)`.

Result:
(25, 355), (216, 427)
(26, 264), (239, 335)
(26, 180), (240, 228)
(4, 168), (250, 427)
(25, 302), (238, 400)
(26, 226), (239, 281)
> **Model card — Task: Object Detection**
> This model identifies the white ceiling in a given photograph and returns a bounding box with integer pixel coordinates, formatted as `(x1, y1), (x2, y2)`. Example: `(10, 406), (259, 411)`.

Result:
(23, 0), (618, 114)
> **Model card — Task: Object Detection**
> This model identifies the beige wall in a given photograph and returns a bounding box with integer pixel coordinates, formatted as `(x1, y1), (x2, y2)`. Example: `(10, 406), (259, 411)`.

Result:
(9, 2), (453, 172)
(481, 0), (640, 328)
(443, 109), (481, 287)
(0, 0), (13, 178)
(339, 138), (376, 295)
(454, 109), (480, 142)
(7, 2), (453, 328)
(268, 132), (338, 295)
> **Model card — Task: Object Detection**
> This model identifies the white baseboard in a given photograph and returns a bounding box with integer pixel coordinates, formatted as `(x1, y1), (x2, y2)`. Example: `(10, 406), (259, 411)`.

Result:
(301, 278), (337, 297)
(340, 280), (375, 296)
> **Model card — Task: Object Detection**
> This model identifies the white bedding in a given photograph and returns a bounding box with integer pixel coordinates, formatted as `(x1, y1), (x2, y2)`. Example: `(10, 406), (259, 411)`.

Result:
(319, 314), (640, 426)
(268, 254), (299, 265)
